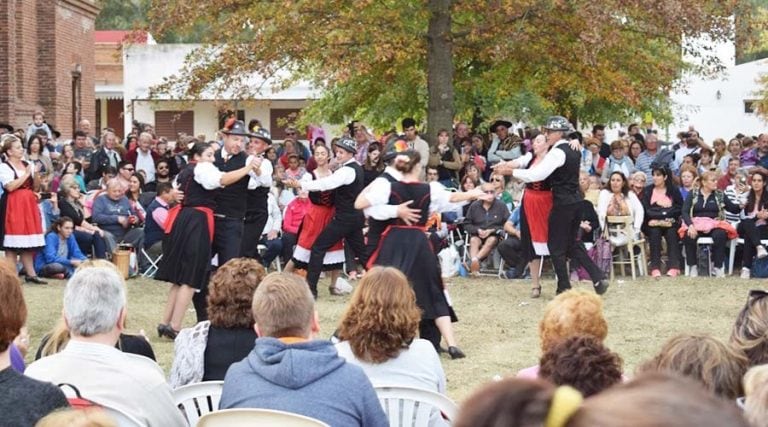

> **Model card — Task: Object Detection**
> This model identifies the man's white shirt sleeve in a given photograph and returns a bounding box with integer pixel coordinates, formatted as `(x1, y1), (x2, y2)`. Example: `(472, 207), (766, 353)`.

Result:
(247, 156), (273, 190)
(301, 164), (355, 192)
(512, 146), (566, 183)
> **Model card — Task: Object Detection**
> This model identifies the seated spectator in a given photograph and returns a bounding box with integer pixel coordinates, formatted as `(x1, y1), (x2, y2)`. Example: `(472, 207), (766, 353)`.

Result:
(258, 192), (283, 268)
(459, 175), (479, 218)
(52, 161), (86, 193)
(724, 168), (749, 223)
(26, 266), (185, 426)
(518, 289), (608, 379)
(719, 138), (743, 172)
(143, 159), (172, 193)
(125, 173), (146, 221)
(681, 171), (740, 277)
(58, 177), (108, 259)
(115, 160), (133, 193)
(86, 165), (117, 192)
(497, 208), (525, 279)
(37, 172), (60, 231)
(362, 142), (384, 186)
(278, 138), (304, 168)
(35, 409), (116, 427)
(739, 170), (768, 278)
(743, 364), (768, 426)
(628, 140), (644, 166)
(717, 157), (740, 190)
(0, 259), (69, 426)
(698, 146), (717, 174)
(585, 137), (606, 176)
(681, 152), (700, 171)
(170, 258), (265, 387)
(460, 162), (485, 186)
(26, 134), (53, 174)
(464, 192), (509, 276)
(91, 179), (145, 267)
(629, 170), (646, 199)
(642, 166), (683, 277)
(458, 136), (487, 173)
(570, 373), (748, 427)
(712, 137), (727, 167)
(679, 165), (698, 201)
(143, 182), (176, 261)
(281, 188), (310, 263)
(283, 153), (307, 181)
(219, 272), (389, 427)
(636, 333), (747, 399)
(730, 289), (768, 367)
(489, 171), (514, 212)
(597, 171), (644, 239)
(336, 266), (447, 426)
(428, 129), (462, 188)
(33, 217), (86, 279)
(601, 140), (633, 184)
(538, 335), (623, 397)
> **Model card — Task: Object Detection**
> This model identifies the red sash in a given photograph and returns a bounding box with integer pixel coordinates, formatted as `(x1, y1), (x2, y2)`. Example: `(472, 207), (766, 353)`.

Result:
(163, 205), (215, 243)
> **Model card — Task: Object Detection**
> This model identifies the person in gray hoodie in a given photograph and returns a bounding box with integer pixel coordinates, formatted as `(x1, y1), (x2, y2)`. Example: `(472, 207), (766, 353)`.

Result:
(219, 272), (389, 427)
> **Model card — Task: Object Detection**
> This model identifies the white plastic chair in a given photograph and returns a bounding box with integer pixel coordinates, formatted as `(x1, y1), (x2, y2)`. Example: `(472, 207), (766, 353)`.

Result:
(101, 407), (144, 427)
(374, 385), (458, 427)
(728, 238), (768, 276)
(196, 408), (329, 427)
(173, 380), (224, 427)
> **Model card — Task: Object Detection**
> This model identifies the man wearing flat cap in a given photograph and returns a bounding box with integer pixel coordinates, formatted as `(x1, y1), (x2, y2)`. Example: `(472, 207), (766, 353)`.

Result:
(488, 119), (523, 164)
(495, 116), (609, 297)
(0, 124), (14, 136)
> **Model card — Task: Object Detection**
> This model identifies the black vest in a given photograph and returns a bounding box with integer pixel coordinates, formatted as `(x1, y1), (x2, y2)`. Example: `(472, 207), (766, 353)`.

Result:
(177, 163), (217, 210)
(334, 161), (364, 219)
(365, 172), (398, 253)
(549, 143), (583, 206)
(245, 187), (270, 217)
(213, 149), (249, 218)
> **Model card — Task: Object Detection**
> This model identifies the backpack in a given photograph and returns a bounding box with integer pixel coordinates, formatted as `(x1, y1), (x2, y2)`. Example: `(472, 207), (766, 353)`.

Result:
(753, 257), (768, 278)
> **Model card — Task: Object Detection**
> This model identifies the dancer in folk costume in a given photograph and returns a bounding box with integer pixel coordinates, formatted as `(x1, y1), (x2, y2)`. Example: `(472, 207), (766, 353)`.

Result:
(156, 142), (258, 339)
(356, 150), (491, 359)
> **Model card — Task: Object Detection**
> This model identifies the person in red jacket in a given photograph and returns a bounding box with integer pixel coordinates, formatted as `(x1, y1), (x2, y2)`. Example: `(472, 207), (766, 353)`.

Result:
(281, 189), (311, 263)
(124, 132), (160, 187)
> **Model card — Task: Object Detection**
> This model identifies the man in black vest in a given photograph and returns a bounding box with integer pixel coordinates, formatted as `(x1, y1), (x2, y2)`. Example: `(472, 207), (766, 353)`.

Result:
(240, 125), (273, 259)
(504, 116), (609, 295)
(191, 120), (254, 319)
(285, 137), (368, 298)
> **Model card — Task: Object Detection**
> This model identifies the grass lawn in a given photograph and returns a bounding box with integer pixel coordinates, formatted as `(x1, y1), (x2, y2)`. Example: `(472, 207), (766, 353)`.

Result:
(21, 273), (757, 402)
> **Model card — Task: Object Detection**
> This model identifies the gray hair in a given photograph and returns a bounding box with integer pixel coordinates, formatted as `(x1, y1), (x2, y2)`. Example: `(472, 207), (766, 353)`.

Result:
(63, 267), (126, 337)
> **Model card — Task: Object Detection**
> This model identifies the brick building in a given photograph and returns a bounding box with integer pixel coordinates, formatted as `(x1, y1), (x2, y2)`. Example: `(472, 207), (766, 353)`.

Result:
(0, 0), (100, 139)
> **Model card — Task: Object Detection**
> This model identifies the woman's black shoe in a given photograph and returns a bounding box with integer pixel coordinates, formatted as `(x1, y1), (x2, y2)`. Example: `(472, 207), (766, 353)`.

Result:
(25, 276), (47, 285)
(157, 324), (178, 340)
(448, 346), (466, 359)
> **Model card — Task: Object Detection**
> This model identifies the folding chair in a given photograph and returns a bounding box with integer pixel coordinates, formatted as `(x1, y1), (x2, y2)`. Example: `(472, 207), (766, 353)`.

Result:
(140, 248), (162, 278)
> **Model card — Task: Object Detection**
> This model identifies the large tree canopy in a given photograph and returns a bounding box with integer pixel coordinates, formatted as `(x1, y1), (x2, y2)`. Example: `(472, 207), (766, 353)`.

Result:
(147, 0), (735, 140)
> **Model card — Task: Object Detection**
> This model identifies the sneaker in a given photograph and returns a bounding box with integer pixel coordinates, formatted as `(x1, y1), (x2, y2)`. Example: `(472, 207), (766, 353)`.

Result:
(593, 279), (609, 295)
(651, 269), (661, 278)
(570, 271), (579, 282)
(741, 267), (751, 279)
(329, 278), (354, 296)
(758, 245), (768, 259)
(667, 268), (680, 277)
(713, 267), (725, 278)
(688, 266), (698, 277)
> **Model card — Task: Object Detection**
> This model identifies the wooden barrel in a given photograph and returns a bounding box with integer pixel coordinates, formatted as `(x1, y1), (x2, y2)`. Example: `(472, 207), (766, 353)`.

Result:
(112, 250), (131, 279)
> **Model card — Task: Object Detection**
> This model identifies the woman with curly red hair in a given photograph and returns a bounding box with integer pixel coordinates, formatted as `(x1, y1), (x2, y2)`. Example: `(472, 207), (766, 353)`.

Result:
(336, 266), (447, 397)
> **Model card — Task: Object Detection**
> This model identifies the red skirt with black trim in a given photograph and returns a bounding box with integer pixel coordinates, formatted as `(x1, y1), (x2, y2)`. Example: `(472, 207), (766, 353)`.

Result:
(0, 188), (44, 249)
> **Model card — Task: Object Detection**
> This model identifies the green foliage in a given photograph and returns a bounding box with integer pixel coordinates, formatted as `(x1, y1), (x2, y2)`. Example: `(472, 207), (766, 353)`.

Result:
(145, 0), (735, 130)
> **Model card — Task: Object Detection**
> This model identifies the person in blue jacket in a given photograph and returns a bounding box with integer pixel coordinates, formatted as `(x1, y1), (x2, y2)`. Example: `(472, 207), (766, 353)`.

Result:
(34, 216), (86, 279)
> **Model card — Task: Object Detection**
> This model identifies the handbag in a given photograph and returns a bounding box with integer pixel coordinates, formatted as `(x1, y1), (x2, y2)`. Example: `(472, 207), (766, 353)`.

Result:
(586, 231), (612, 276)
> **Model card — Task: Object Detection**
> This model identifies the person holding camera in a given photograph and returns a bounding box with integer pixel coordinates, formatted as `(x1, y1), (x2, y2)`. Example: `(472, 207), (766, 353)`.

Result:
(91, 178), (146, 269)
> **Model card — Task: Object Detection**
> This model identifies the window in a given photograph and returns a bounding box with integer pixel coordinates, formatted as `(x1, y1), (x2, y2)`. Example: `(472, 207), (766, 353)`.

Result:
(270, 108), (301, 140)
(154, 111), (194, 140)
(745, 101), (756, 114)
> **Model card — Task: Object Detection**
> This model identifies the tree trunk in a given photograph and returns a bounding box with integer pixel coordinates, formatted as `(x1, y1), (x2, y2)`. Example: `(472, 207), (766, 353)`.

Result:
(425, 0), (454, 147)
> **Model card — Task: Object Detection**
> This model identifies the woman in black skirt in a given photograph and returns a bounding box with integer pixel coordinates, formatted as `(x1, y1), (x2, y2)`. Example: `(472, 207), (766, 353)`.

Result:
(155, 142), (258, 339)
(355, 150), (489, 359)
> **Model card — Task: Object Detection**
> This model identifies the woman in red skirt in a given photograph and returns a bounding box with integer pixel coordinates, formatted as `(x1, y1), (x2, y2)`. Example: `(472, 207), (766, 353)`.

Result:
(285, 144), (346, 295)
(0, 135), (46, 283)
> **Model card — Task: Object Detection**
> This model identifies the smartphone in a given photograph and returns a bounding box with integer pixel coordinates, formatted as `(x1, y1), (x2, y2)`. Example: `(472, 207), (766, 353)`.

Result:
(39, 192), (52, 200)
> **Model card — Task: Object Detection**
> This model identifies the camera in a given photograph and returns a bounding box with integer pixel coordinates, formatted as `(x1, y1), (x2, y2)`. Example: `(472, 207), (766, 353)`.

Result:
(39, 192), (52, 200)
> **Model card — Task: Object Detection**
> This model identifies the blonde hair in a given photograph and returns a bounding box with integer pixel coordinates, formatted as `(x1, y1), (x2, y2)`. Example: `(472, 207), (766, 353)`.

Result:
(744, 365), (768, 427)
(35, 408), (117, 427)
(731, 292), (768, 366)
(251, 272), (314, 338)
(539, 289), (607, 354)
